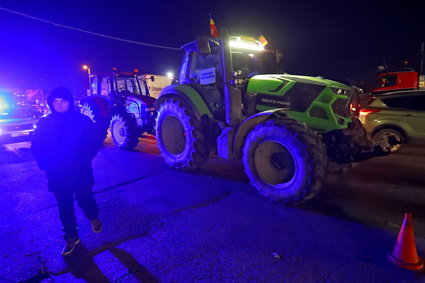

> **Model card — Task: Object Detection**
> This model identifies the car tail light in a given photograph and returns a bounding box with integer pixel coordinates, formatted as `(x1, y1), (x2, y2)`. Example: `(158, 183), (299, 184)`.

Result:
(359, 108), (381, 117)
(350, 102), (360, 114)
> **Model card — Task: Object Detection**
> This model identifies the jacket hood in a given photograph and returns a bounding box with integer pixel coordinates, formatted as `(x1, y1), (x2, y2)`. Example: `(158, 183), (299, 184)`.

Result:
(47, 87), (74, 113)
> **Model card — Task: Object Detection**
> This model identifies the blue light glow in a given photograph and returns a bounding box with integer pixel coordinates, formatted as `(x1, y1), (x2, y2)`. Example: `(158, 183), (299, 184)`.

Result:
(0, 94), (10, 113)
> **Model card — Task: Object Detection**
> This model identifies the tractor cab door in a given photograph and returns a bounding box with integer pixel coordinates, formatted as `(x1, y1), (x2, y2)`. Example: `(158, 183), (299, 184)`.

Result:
(180, 41), (225, 118)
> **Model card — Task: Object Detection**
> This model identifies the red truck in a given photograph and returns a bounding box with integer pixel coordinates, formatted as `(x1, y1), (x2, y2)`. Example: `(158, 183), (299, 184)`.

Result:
(371, 68), (424, 95)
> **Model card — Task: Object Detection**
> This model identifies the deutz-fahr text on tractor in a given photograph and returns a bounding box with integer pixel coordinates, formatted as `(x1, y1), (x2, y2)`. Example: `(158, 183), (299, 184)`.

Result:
(154, 32), (391, 205)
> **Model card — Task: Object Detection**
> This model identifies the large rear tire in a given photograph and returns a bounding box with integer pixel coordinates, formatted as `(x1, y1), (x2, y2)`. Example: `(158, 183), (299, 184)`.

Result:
(110, 112), (139, 150)
(155, 98), (208, 170)
(242, 118), (328, 205)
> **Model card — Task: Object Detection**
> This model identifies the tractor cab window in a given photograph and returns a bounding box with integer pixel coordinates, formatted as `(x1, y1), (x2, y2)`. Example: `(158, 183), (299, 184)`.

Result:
(179, 50), (192, 84)
(232, 52), (262, 78)
(115, 77), (141, 95)
(187, 46), (223, 86)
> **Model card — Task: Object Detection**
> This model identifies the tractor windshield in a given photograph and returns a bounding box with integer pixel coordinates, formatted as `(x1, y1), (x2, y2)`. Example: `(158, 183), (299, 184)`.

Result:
(231, 52), (263, 78)
(229, 35), (279, 77)
(231, 51), (280, 77)
(115, 77), (143, 95)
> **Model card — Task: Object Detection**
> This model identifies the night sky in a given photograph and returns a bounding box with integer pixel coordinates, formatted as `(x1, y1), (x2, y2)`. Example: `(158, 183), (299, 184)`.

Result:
(0, 0), (423, 94)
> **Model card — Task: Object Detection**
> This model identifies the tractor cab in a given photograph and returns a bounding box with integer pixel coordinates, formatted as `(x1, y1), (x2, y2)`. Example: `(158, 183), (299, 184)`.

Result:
(90, 71), (147, 99)
(179, 35), (269, 87)
(178, 35), (270, 119)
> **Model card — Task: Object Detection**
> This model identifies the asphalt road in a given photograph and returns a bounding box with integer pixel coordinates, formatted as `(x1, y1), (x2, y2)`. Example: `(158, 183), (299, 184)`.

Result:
(0, 136), (424, 282)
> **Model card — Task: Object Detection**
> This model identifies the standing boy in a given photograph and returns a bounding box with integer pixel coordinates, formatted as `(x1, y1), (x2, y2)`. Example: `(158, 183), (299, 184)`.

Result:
(32, 87), (103, 255)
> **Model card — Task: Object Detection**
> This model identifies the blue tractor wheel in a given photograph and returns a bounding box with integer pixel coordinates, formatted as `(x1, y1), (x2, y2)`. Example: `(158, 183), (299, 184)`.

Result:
(242, 117), (328, 205)
(110, 112), (139, 150)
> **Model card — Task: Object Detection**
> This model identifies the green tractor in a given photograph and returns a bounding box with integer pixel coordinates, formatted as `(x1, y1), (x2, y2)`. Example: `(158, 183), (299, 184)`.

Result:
(154, 32), (389, 205)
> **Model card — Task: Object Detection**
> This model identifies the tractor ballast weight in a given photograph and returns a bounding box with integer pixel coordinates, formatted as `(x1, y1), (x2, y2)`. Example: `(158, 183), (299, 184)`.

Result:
(155, 31), (390, 205)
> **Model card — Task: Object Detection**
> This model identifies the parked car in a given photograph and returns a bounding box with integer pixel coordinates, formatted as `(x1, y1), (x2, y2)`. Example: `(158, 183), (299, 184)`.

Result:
(359, 90), (425, 152)
(0, 91), (42, 145)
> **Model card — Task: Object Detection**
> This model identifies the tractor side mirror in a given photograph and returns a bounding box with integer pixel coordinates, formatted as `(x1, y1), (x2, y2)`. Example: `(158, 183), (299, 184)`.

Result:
(196, 36), (211, 55)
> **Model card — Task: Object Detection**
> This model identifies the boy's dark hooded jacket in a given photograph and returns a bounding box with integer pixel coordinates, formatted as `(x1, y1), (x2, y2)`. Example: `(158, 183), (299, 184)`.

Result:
(32, 87), (102, 192)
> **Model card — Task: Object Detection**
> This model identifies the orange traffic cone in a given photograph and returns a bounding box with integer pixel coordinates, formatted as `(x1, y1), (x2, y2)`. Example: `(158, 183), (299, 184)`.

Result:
(388, 213), (424, 270)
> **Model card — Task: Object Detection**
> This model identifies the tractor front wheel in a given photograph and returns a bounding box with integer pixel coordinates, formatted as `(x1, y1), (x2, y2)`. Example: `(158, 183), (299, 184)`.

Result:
(155, 98), (208, 170)
(242, 118), (328, 205)
(110, 112), (140, 150)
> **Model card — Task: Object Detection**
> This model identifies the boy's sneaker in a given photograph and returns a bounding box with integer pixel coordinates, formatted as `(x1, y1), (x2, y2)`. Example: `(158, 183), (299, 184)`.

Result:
(62, 238), (80, 255)
(91, 218), (102, 233)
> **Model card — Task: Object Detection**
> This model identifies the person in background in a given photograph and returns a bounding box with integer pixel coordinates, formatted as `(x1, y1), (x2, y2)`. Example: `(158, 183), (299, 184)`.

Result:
(32, 87), (103, 255)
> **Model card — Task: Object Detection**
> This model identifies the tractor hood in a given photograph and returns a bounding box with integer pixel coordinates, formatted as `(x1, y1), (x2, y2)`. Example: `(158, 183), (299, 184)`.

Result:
(247, 74), (351, 94)
(245, 74), (353, 133)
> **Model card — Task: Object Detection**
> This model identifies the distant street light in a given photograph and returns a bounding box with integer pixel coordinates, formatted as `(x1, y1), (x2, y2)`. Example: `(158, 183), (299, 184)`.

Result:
(82, 65), (92, 96)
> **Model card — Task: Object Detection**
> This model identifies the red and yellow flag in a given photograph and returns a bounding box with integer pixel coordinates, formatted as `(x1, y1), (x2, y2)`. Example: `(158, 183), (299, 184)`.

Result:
(209, 14), (219, 38)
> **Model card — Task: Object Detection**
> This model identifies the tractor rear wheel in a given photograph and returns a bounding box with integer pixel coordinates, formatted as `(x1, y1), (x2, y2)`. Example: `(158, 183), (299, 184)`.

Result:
(110, 112), (139, 150)
(242, 118), (327, 205)
(155, 98), (208, 170)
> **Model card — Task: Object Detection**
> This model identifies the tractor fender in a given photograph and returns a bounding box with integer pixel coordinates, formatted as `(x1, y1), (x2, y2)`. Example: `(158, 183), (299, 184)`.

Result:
(80, 96), (110, 118)
(155, 84), (213, 119)
(232, 109), (288, 159)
